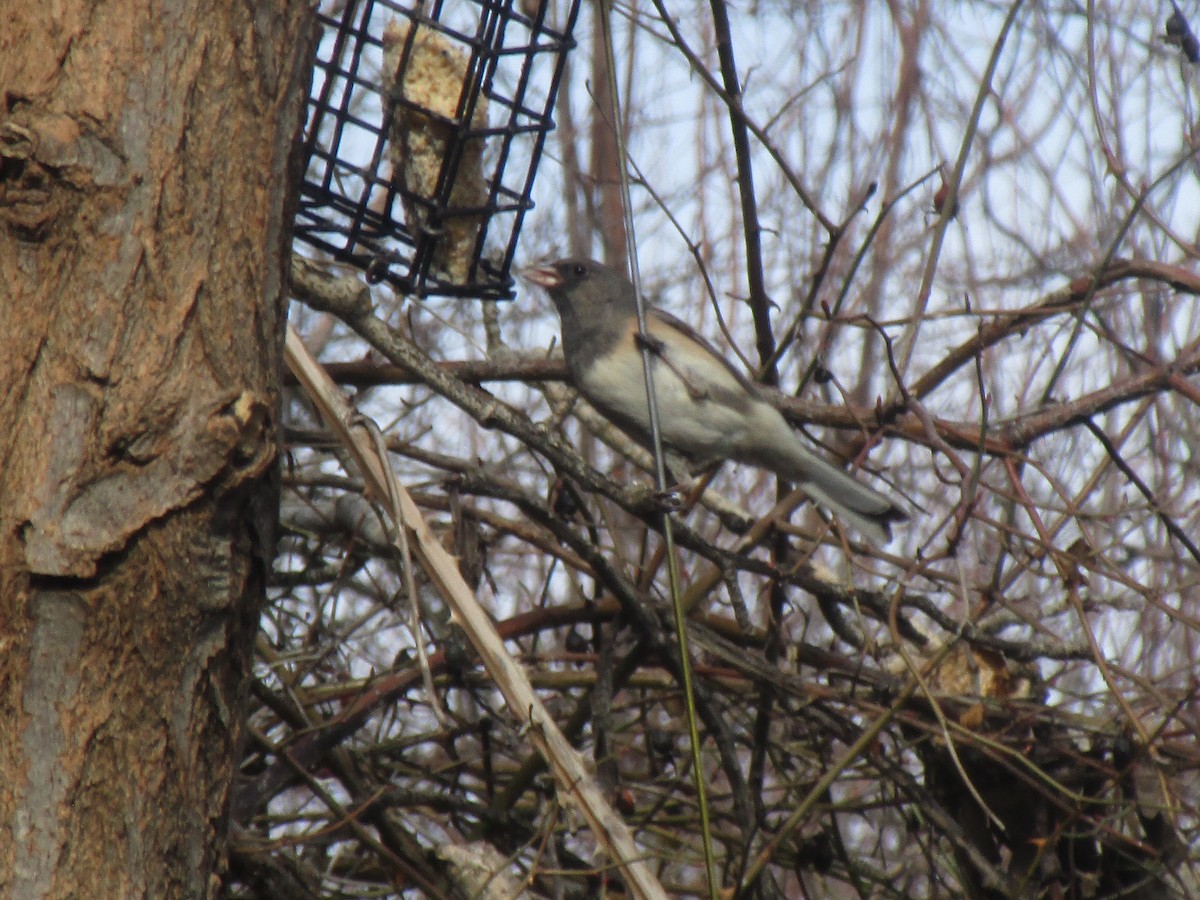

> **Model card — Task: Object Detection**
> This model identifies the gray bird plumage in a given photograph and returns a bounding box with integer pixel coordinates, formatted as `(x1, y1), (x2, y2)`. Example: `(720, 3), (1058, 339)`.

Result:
(523, 258), (906, 543)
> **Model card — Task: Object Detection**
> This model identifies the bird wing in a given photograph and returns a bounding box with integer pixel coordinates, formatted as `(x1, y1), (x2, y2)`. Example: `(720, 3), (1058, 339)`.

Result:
(572, 311), (763, 465)
(646, 309), (763, 400)
(649, 314), (905, 542)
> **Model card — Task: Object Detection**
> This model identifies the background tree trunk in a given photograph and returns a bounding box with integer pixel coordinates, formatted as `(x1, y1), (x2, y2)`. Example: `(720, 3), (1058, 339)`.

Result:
(0, 1), (310, 895)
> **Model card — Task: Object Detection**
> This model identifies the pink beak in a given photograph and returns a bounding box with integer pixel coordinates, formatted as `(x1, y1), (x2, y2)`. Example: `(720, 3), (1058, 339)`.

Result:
(520, 265), (561, 289)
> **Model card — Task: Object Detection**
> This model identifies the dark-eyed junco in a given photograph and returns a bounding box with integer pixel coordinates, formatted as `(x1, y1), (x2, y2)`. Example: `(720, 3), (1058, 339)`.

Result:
(522, 258), (906, 543)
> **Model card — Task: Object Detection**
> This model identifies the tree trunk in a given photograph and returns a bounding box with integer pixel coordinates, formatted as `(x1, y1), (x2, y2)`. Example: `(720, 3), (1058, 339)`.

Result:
(0, 1), (310, 896)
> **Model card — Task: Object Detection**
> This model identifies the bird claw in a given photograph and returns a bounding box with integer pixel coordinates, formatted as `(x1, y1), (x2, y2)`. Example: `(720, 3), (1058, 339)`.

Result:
(626, 482), (686, 514)
(652, 487), (685, 512)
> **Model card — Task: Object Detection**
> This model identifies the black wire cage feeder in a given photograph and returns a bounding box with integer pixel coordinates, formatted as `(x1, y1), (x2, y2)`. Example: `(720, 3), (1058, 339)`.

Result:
(295, 0), (581, 299)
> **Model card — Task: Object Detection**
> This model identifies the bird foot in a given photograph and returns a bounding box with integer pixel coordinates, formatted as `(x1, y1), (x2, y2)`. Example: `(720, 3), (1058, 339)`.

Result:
(652, 486), (685, 512)
(625, 482), (685, 515)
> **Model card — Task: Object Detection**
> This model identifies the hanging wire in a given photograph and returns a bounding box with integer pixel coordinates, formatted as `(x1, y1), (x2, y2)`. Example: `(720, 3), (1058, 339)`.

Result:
(596, 3), (719, 896)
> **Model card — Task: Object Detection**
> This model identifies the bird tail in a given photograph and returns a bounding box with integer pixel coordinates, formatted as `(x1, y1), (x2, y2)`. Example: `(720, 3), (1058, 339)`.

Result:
(797, 474), (905, 545)
(753, 439), (906, 544)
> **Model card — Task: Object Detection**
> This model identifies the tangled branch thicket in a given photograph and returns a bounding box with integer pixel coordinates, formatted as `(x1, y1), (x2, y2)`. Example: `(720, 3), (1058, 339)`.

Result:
(232, 3), (1200, 898)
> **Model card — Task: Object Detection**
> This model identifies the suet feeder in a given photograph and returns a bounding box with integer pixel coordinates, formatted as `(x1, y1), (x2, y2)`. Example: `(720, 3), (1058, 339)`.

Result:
(295, 0), (580, 299)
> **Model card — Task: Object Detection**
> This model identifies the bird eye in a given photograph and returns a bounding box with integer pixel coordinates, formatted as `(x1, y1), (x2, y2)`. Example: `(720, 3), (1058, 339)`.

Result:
(572, 263), (586, 276)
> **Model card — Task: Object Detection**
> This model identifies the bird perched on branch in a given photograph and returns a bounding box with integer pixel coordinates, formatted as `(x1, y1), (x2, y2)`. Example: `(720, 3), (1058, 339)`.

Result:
(522, 258), (906, 543)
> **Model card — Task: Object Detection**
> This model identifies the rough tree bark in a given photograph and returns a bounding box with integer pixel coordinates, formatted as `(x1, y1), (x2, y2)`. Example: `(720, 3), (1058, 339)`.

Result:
(0, 0), (310, 896)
